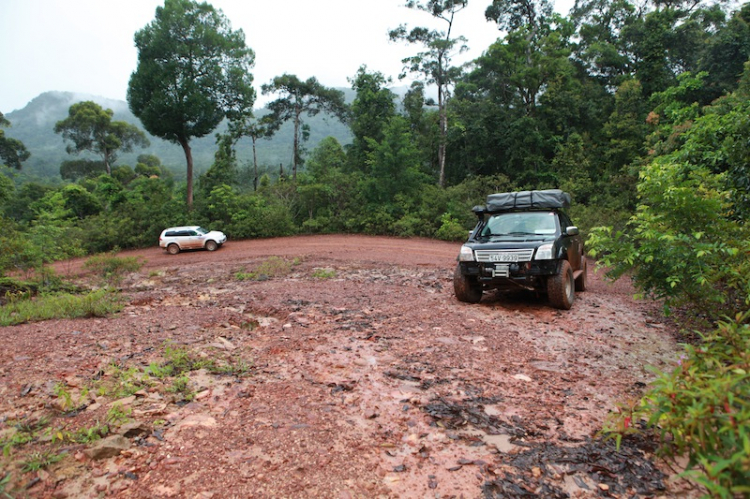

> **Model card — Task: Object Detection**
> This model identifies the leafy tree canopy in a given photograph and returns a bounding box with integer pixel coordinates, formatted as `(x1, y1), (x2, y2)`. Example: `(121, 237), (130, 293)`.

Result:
(261, 74), (348, 179)
(0, 112), (31, 170)
(128, 0), (255, 208)
(54, 101), (149, 175)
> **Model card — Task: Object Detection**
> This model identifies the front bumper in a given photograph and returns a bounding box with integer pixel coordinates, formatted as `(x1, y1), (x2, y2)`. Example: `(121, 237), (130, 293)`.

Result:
(459, 261), (558, 287)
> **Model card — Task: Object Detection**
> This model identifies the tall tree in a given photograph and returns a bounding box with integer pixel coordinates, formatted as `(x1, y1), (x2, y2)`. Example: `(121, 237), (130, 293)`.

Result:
(347, 66), (396, 171)
(389, 0), (468, 187)
(228, 115), (276, 191)
(128, 0), (255, 209)
(261, 74), (348, 180)
(0, 113), (30, 170)
(54, 101), (149, 176)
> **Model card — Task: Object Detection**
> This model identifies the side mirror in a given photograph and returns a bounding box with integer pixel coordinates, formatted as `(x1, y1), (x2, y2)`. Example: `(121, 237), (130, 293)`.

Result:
(565, 226), (579, 236)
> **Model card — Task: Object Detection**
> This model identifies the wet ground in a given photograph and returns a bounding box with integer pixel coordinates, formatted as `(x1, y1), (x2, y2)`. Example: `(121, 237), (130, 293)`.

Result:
(0, 235), (695, 497)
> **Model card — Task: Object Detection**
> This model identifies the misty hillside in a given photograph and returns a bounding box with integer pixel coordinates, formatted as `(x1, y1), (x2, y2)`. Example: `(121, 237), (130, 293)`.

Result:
(4, 91), (355, 180)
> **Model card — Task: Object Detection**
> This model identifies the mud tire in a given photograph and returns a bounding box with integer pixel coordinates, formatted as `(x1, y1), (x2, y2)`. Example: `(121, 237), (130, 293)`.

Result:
(205, 240), (218, 252)
(167, 244), (180, 255)
(575, 258), (587, 292)
(548, 260), (574, 310)
(453, 264), (483, 303)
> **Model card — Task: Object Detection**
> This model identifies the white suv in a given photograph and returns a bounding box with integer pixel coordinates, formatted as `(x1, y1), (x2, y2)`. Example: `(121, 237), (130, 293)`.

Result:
(159, 226), (227, 254)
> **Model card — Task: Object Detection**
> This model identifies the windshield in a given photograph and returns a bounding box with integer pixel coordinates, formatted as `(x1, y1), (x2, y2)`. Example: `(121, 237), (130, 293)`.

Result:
(480, 212), (557, 237)
(196, 227), (209, 235)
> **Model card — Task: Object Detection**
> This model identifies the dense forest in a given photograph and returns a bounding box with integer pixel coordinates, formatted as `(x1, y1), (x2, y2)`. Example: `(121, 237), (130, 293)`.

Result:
(1, 0), (749, 492)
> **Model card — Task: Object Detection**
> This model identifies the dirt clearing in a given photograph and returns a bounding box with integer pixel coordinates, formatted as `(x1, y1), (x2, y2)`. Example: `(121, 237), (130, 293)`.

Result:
(1, 235), (691, 498)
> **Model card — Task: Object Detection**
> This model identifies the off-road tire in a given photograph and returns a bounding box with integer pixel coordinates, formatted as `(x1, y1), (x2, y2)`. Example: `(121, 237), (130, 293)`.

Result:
(548, 260), (574, 310)
(167, 244), (180, 255)
(205, 240), (218, 252)
(575, 258), (587, 292)
(453, 264), (483, 303)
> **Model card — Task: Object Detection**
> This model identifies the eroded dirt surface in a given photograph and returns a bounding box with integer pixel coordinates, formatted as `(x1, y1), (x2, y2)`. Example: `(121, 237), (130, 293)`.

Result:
(1, 235), (690, 498)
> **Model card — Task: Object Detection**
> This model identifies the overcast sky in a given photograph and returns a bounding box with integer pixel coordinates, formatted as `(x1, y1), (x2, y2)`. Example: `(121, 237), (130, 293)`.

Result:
(0, 0), (572, 114)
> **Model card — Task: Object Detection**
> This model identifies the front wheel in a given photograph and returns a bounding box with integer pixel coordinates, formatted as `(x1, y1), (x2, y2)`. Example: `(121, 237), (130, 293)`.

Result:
(453, 265), (483, 303)
(205, 240), (218, 252)
(548, 260), (574, 310)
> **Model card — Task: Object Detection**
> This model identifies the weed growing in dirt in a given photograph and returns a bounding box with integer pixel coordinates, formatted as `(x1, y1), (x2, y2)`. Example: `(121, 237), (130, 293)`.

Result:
(50, 423), (109, 444)
(167, 374), (194, 402)
(1, 418), (50, 456)
(106, 404), (132, 426)
(20, 450), (64, 473)
(52, 383), (90, 413)
(0, 289), (123, 326)
(0, 472), (11, 498)
(83, 254), (144, 287)
(311, 268), (336, 279)
(235, 256), (301, 281)
(92, 363), (150, 399)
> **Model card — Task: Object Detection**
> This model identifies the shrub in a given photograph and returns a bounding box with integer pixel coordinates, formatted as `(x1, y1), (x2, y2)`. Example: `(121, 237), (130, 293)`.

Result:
(638, 313), (750, 497)
(435, 213), (469, 241)
(588, 160), (750, 320)
(83, 254), (144, 287)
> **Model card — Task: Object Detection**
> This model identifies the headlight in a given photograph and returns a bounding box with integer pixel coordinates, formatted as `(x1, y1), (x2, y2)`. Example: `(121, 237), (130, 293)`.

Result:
(534, 243), (553, 260)
(458, 245), (475, 262)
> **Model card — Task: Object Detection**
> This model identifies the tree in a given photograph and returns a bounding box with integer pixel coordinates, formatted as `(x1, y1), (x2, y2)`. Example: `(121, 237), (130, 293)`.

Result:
(54, 101), (149, 176)
(128, 0), (255, 209)
(390, 0), (468, 187)
(0, 112), (30, 170)
(228, 114), (276, 191)
(261, 74), (348, 180)
(347, 66), (396, 171)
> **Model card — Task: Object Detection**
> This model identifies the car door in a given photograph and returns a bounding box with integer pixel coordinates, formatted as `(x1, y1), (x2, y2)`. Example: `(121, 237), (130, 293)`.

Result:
(180, 230), (202, 249)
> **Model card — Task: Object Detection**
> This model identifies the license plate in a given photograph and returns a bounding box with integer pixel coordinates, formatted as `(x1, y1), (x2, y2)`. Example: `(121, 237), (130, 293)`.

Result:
(491, 253), (518, 262)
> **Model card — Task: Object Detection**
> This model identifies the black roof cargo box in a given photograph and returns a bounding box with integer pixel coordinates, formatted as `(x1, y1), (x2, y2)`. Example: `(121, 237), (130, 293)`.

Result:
(483, 189), (571, 212)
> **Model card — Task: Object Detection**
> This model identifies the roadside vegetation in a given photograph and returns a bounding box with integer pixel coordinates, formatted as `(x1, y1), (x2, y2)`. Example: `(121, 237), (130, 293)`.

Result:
(1, 0), (749, 493)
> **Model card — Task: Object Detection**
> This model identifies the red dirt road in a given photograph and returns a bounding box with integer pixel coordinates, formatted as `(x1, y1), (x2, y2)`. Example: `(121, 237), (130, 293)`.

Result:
(2, 235), (689, 498)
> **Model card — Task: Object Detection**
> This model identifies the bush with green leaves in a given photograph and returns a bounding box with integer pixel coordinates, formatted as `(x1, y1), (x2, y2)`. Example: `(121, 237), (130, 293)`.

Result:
(83, 253), (144, 287)
(634, 313), (750, 497)
(588, 158), (749, 320)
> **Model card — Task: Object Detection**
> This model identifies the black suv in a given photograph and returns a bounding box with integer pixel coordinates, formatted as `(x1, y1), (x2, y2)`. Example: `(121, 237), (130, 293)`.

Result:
(453, 190), (587, 309)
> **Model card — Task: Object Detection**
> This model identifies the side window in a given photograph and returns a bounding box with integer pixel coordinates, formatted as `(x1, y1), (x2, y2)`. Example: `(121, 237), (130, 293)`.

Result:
(188, 230), (199, 236)
(559, 212), (573, 229)
(165, 231), (177, 237)
(177, 231), (190, 237)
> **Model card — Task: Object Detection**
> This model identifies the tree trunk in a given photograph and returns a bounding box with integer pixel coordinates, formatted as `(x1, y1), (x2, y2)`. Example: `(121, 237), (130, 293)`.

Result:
(180, 139), (194, 210)
(104, 150), (112, 176)
(252, 136), (258, 191)
(438, 85), (447, 188)
(292, 107), (301, 181)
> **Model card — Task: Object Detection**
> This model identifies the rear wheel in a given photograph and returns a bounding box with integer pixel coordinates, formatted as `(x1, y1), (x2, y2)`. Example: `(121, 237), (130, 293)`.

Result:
(453, 265), (483, 303)
(548, 260), (574, 310)
(205, 240), (218, 251)
(575, 258), (587, 292)
(167, 244), (180, 255)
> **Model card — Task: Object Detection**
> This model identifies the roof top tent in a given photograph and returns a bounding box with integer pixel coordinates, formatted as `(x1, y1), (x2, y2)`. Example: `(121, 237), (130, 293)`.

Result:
(473, 190), (571, 216)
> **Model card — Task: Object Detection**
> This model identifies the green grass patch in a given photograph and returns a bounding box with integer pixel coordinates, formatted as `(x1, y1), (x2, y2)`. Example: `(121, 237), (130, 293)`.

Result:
(83, 253), (144, 287)
(0, 289), (123, 326)
(311, 268), (336, 279)
(235, 256), (301, 281)
(20, 450), (64, 473)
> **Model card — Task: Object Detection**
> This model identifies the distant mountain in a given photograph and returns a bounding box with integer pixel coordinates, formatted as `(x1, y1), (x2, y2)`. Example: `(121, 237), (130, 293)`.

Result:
(4, 91), (354, 180)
